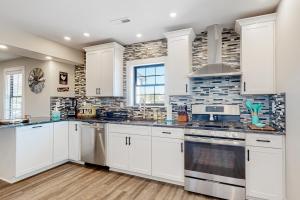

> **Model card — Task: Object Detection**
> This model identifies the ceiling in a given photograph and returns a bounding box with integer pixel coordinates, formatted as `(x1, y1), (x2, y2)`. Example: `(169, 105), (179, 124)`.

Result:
(0, 0), (280, 49)
(0, 52), (20, 62)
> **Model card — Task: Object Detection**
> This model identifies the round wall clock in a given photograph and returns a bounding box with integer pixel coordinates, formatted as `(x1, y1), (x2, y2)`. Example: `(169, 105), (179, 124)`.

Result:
(28, 68), (46, 94)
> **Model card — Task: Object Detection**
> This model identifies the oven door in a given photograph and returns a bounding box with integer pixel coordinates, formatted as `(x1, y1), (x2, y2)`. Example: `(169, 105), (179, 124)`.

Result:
(184, 135), (245, 186)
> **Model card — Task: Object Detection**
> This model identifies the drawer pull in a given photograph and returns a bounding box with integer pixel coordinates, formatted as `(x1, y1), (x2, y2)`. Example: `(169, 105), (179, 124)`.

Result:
(247, 149), (250, 161)
(256, 139), (271, 143)
(32, 125), (42, 129)
(162, 131), (172, 134)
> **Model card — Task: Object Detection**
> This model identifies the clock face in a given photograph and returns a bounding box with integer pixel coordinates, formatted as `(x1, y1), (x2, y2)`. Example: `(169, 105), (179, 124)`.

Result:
(28, 68), (46, 94)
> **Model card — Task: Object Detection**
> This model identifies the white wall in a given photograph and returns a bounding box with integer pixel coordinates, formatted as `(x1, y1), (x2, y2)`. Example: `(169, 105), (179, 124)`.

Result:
(276, 0), (300, 199)
(0, 57), (75, 118)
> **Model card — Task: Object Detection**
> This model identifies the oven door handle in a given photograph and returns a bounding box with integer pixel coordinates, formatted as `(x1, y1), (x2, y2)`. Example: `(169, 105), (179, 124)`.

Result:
(185, 136), (245, 147)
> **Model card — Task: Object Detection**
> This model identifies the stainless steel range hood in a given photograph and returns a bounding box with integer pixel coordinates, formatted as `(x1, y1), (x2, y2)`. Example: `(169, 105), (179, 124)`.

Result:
(188, 25), (241, 78)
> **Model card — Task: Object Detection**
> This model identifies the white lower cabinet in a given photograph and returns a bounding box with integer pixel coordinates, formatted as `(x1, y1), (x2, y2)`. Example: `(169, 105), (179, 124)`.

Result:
(128, 134), (151, 175)
(108, 131), (151, 176)
(108, 132), (129, 171)
(53, 122), (69, 163)
(68, 121), (81, 162)
(16, 123), (53, 177)
(152, 137), (184, 183)
(246, 134), (285, 200)
(108, 124), (184, 184)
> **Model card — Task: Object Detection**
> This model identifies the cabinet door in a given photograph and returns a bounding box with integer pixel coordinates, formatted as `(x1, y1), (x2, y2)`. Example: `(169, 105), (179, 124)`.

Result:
(166, 37), (190, 95)
(99, 48), (114, 96)
(86, 51), (101, 96)
(108, 132), (129, 171)
(128, 134), (151, 175)
(241, 21), (275, 94)
(53, 122), (69, 163)
(68, 122), (81, 161)
(152, 137), (184, 182)
(16, 124), (53, 177)
(246, 146), (284, 200)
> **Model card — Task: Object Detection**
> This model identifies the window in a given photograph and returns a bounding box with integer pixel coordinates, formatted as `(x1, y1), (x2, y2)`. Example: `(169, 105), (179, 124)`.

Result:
(134, 64), (165, 106)
(4, 67), (24, 119)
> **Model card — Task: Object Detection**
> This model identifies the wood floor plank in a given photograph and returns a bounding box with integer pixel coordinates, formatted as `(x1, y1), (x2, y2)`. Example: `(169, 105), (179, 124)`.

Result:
(0, 163), (217, 200)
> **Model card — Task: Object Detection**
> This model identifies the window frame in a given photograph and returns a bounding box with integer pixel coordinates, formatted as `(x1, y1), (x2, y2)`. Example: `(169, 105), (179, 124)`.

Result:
(3, 66), (25, 119)
(133, 64), (165, 106)
(126, 57), (167, 107)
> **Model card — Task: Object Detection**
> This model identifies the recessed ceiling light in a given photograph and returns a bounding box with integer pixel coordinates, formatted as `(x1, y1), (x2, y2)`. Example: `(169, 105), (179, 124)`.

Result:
(170, 12), (177, 18)
(45, 56), (52, 60)
(83, 33), (90, 37)
(0, 44), (8, 49)
(136, 33), (142, 38)
(64, 36), (71, 41)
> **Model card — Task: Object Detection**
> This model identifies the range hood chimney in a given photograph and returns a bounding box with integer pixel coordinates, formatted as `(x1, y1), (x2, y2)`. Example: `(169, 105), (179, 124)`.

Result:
(188, 24), (241, 78)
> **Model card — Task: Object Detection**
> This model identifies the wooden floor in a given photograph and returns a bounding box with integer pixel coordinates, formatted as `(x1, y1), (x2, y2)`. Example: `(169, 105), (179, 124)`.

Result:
(0, 163), (217, 200)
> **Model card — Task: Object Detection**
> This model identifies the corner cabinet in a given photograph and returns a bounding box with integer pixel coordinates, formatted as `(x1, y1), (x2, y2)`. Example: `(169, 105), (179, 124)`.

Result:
(246, 134), (286, 200)
(236, 14), (276, 95)
(164, 29), (195, 96)
(84, 42), (124, 97)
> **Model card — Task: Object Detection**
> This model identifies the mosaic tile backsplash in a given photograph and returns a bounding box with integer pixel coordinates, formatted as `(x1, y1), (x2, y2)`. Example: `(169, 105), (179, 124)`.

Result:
(50, 28), (286, 132)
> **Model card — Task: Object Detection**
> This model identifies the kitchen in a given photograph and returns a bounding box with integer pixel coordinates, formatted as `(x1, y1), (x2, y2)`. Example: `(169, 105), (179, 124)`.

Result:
(0, 0), (298, 199)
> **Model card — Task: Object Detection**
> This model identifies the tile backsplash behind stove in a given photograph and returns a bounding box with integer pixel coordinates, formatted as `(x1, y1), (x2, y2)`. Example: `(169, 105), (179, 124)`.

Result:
(50, 28), (286, 132)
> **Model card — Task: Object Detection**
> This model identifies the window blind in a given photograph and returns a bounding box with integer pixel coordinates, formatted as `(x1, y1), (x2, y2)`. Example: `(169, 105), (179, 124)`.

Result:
(4, 69), (23, 119)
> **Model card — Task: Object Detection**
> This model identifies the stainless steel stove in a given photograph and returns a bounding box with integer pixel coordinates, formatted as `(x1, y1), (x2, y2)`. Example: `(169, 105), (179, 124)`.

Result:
(184, 105), (246, 200)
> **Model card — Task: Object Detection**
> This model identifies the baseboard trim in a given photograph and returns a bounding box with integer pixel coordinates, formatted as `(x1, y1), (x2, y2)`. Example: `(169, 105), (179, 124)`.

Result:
(110, 167), (184, 186)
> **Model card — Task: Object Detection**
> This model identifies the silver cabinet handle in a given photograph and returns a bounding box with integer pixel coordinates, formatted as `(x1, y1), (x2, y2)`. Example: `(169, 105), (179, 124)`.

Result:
(256, 139), (271, 143)
(162, 131), (171, 134)
(181, 143), (183, 152)
(75, 124), (78, 131)
(32, 125), (42, 129)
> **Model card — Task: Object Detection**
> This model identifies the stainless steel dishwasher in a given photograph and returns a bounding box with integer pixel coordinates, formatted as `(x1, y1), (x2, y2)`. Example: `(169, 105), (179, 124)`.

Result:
(81, 123), (106, 166)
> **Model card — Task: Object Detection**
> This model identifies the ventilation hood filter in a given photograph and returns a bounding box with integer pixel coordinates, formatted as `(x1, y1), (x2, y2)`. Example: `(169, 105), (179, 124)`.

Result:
(188, 24), (241, 78)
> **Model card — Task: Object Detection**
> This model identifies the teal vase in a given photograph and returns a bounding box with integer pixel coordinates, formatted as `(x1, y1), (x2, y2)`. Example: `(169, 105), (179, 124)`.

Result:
(251, 115), (259, 125)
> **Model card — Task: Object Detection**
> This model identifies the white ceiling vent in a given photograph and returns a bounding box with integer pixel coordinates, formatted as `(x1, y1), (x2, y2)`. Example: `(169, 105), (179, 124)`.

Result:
(111, 17), (131, 25)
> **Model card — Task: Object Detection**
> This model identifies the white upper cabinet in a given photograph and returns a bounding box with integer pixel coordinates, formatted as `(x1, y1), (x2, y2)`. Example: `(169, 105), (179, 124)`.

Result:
(236, 14), (276, 95)
(84, 42), (124, 97)
(164, 28), (195, 96)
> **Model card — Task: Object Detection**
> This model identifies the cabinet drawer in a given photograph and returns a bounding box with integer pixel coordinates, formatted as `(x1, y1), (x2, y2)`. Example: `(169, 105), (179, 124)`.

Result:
(246, 134), (284, 149)
(16, 123), (53, 132)
(152, 127), (184, 139)
(108, 124), (151, 136)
